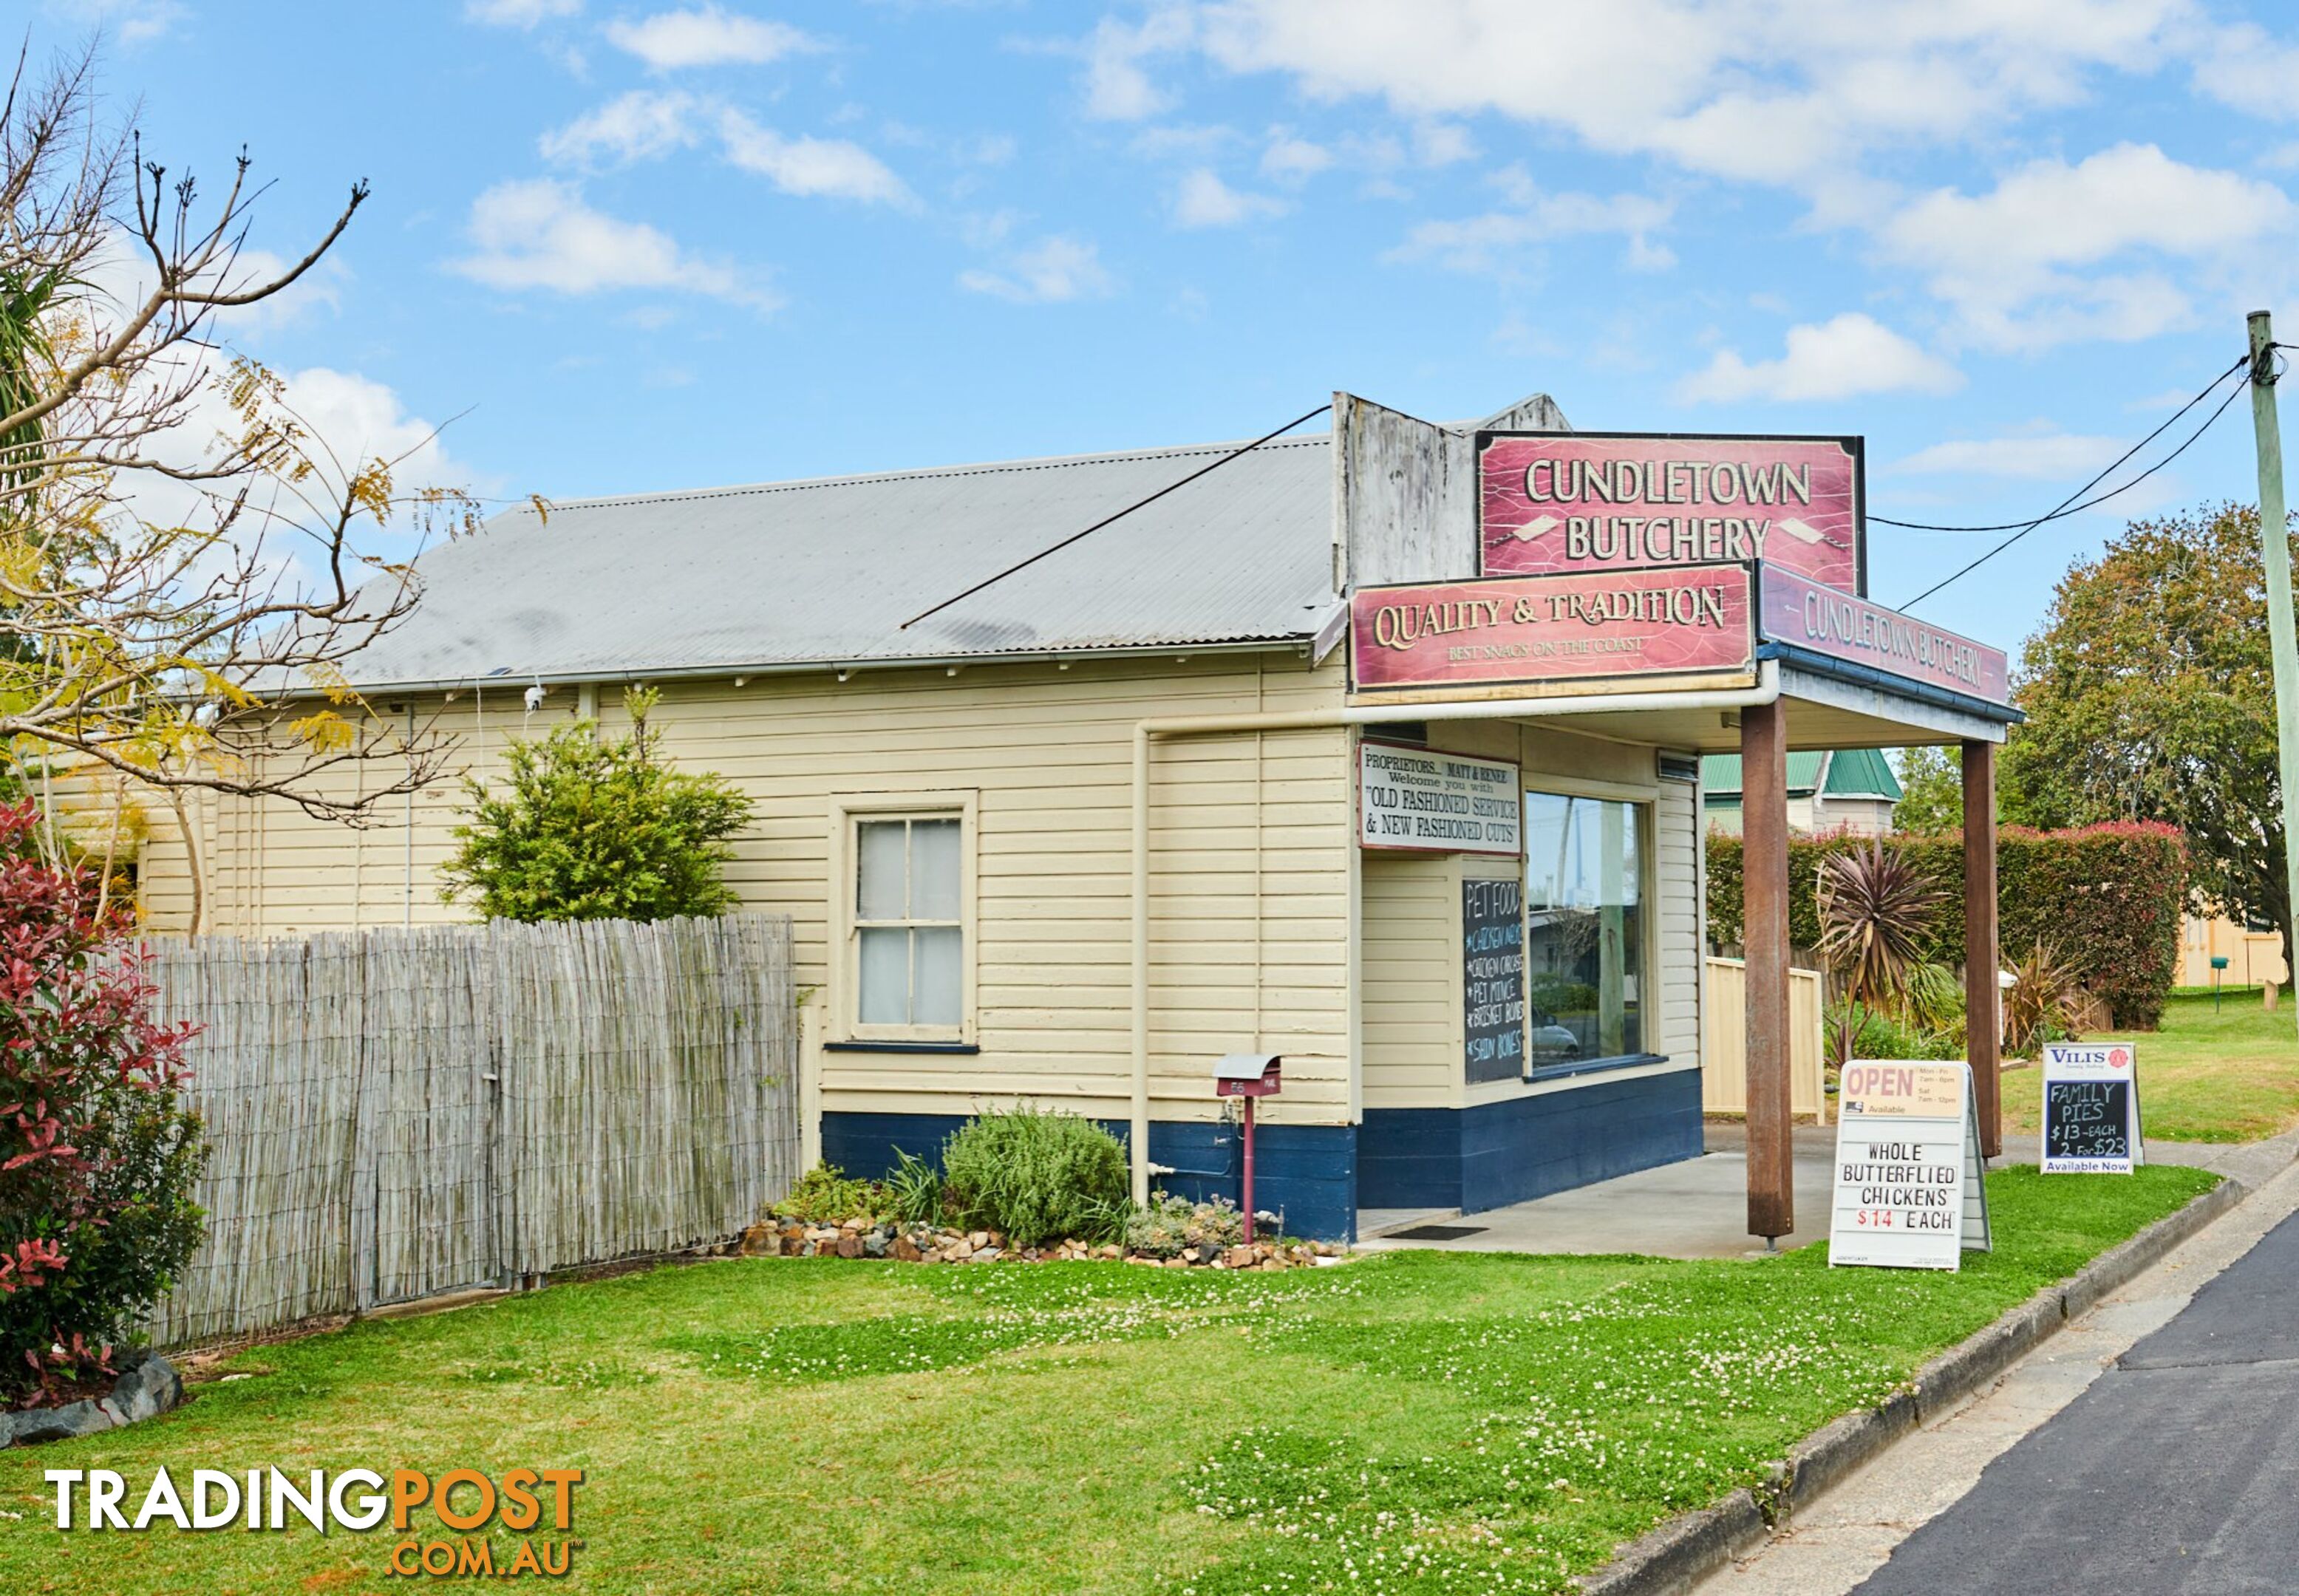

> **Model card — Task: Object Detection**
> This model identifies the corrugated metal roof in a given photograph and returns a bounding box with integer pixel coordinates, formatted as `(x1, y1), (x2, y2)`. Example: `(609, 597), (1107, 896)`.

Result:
(1701, 751), (1827, 798)
(339, 434), (1340, 689)
(1701, 750), (1906, 802)
(1819, 746), (1903, 801)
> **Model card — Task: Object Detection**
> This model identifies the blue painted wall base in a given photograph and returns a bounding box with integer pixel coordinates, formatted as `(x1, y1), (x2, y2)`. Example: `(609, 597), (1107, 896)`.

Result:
(1360, 1066), (1704, 1215)
(817, 1111), (1360, 1241)
(819, 1068), (1699, 1245)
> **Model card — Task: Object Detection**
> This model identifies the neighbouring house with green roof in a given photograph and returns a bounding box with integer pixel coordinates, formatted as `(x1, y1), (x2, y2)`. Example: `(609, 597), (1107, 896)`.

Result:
(1701, 748), (1903, 837)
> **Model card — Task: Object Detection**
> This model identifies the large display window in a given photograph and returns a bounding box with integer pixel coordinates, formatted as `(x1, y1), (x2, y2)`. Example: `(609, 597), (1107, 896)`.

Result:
(1522, 791), (1646, 1065)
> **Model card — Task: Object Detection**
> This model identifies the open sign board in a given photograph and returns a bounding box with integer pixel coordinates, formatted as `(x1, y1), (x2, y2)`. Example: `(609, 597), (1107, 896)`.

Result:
(1828, 1060), (1992, 1271)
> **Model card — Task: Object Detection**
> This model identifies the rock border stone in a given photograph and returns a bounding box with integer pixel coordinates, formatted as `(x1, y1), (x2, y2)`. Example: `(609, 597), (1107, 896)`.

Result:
(1573, 1173), (2252, 1596)
(0, 1351), (185, 1448)
(736, 1217), (1345, 1270)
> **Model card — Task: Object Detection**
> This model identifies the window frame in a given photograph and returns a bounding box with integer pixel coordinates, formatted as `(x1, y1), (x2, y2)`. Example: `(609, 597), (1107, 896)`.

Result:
(1518, 782), (1659, 1073)
(830, 791), (979, 1046)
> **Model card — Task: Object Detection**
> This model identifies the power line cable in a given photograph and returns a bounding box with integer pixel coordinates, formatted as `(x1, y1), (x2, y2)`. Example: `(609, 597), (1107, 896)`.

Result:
(1896, 353), (2254, 611)
(899, 403), (1329, 630)
(1877, 355), (2249, 535)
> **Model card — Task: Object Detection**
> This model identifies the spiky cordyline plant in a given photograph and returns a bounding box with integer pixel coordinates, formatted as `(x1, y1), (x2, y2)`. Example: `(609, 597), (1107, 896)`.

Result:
(1816, 840), (1947, 1064)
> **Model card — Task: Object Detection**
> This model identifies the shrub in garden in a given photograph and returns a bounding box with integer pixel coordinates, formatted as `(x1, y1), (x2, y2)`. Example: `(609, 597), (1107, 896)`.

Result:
(1708, 821), (2187, 1029)
(2003, 941), (2087, 1057)
(771, 1162), (890, 1225)
(885, 1149), (947, 1226)
(440, 686), (754, 923)
(1822, 1001), (1958, 1063)
(0, 802), (206, 1405)
(939, 1109), (1130, 1249)
(1124, 1193), (1245, 1258)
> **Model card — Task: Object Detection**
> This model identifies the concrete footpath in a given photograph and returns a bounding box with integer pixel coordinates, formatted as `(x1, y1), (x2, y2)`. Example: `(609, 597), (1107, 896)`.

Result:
(1696, 1136), (2299, 1595)
(1360, 1122), (2286, 1262)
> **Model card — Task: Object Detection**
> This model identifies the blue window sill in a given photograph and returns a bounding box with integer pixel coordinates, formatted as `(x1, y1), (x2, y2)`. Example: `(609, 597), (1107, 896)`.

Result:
(1525, 1051), (1669, 1085)
(823, 1040), (981, 1055)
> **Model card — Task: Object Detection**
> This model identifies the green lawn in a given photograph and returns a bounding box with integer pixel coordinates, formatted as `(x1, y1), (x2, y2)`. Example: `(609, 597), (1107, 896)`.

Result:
(2002, 989), (2299, 1142)
(0, 1165), (2215, 1595)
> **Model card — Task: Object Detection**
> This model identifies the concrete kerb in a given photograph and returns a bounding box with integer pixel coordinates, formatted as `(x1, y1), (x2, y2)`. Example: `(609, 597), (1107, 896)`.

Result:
(1571, 1173), (2254, 1595)
(1577, 1490), (1768, 1596)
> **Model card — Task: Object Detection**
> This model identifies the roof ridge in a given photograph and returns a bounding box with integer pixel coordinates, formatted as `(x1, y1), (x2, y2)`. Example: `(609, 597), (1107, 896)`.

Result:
(515, 432), (1335, 516)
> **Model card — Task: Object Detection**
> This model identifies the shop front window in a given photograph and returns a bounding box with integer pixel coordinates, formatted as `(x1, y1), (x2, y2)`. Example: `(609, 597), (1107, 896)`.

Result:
(1522, 792), (1645, 1065)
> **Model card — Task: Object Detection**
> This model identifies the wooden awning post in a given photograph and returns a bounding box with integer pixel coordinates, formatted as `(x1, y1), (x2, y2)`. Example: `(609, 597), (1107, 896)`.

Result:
(1963, 739), (2003, 1158)
(1742, 699), (1794, 1240)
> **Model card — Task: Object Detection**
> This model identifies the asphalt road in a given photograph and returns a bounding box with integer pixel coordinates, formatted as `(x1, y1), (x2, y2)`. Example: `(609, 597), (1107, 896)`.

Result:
(1850, 1204), (2299, 1595)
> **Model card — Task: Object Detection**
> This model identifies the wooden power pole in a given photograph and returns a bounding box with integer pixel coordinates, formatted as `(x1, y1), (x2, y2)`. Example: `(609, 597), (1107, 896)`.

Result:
(2247, 310), (2299, 1035)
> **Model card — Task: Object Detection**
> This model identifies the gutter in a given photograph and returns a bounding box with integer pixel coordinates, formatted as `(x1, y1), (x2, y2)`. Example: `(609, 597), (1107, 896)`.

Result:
(281, 636), (1326, 703)
(1123, 660), (1784, 1203)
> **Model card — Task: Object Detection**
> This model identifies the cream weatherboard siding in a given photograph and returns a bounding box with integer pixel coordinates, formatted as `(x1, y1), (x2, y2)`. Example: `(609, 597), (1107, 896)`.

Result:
(1358, 850), (1459, 1110)
(136, 652), (1358, 1131)
(1355, 720), (1704, 1115)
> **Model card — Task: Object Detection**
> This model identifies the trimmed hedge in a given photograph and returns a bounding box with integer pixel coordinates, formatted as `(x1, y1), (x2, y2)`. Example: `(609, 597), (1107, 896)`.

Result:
(1707, 822), (2188, 1029)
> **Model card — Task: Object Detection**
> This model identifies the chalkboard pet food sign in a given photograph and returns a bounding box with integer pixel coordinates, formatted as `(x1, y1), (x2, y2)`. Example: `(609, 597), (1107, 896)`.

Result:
(2040, 1043), (2143, 1174)
(1461, 878), (1525, 1085)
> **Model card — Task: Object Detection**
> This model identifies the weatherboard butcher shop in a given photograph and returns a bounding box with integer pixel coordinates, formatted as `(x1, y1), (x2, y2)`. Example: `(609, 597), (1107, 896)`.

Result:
(132, 390), (2020, 1243)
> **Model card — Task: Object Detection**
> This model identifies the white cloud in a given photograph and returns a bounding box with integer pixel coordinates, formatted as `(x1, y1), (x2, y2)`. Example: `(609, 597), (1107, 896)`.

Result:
(2191, 21), (2299, 122)
(540, 90), (706, 166)
(1892, 434), (2124, 478)
(958, 236), (1116, 304)
(717, 109), (913, 203)
(538, 94), (909, 202)
(1884, 143), (2294, 349)
(1188, 0), (2182, 188)
(1082, 5), (1198, 120)
(604, 4), (817, 71)
(464, 0), (580, 25)
(1392, 182), (1672, 275)
(1171, 168), (1287, 228)
(449, 179), (771, 306)
(44, 0), (185, 45)
(275, 369), (478, 494)
(1130, 123), (1236, 160)
(1260, 131), (1331, 183)
(109, 363), (485, 584)
(1677, 313), (1962, 403)
(1412, 121), (1476, 167)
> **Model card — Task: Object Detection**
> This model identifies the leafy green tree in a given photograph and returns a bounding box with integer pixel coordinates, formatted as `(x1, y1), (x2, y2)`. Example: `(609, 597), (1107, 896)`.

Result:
(440, 689), (754, 923)
(1891, 746), (1963, 833)
(2000, 504), (2290, 976)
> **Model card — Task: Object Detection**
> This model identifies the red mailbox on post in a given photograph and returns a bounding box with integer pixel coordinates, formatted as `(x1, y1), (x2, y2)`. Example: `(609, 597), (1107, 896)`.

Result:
(1214, 1054), (1281, 1241)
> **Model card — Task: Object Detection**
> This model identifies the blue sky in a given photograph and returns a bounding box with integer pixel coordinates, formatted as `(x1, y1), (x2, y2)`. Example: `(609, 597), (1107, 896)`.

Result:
(32, 0), (2299, 655)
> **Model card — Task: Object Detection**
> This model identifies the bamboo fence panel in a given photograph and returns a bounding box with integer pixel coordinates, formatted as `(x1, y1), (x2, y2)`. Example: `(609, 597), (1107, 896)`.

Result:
(138, 915), (797, 1346)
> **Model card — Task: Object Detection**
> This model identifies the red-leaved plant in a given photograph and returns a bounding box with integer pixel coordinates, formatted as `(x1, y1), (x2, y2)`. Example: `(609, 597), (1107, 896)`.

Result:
(0, 802), (205, 1405)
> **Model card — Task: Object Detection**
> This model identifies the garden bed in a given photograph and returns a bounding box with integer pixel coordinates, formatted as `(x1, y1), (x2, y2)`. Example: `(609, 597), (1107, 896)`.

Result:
(738, 1215), (1344, 1269)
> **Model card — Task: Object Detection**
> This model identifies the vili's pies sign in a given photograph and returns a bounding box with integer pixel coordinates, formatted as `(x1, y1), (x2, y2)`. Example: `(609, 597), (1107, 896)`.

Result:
(1479, 432), (1864, 596)
(1349, 565), (1756, 698)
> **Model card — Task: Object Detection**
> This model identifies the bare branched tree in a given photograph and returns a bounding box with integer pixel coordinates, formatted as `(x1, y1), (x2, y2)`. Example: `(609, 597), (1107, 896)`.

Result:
(0, 41), (468, 881)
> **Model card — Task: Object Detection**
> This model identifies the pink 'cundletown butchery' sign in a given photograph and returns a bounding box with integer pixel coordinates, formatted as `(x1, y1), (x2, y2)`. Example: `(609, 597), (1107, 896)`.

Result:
(1479, 433), (1864, 596)
(1350, 565), (1757, 698)
(1758, 566), (2010, 706)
